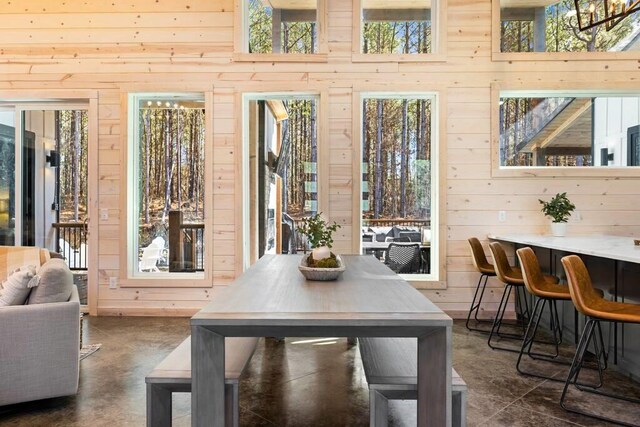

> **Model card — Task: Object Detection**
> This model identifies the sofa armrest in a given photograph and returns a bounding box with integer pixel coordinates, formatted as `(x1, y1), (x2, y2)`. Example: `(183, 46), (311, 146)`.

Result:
(0, 286), (80, 406)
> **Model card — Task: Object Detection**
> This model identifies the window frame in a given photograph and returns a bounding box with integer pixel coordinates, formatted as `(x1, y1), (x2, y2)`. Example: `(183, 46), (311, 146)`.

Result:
(491, 0), (640, 61)
(240, 90), (327, 272)
(351, 0), (448, 62)
(352, 88), (445, 288)
(491, 82), (640, 178)
(234, 0), (329, 62)
(122, 92), (213, 286)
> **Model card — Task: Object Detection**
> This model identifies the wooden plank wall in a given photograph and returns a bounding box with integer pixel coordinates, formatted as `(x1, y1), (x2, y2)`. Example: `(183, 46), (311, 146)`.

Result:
(1, 0), (639, 317)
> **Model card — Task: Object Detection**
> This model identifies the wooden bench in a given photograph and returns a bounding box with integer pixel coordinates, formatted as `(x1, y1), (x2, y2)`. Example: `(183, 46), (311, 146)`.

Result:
(145, 336), (258, 427)
(358, 337), (467, 427)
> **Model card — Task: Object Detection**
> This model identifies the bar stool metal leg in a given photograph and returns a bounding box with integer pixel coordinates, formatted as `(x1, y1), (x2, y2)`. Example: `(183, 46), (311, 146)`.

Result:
(466, 273), (493, 333)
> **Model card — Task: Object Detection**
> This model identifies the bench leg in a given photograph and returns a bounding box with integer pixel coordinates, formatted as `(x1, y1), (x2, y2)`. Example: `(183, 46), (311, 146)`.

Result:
(147, 383), (172, 427)
(225, 383), (239, 427)
(370, 390), (388, 427)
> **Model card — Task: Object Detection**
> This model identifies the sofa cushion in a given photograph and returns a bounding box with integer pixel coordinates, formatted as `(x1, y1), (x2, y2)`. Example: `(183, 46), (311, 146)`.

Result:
(27, 259), (74, 305)
(0, 265), (38, 306)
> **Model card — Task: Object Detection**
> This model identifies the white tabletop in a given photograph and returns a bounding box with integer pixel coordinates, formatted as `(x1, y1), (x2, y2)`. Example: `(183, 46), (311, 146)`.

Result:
(488, 234), (640, 264)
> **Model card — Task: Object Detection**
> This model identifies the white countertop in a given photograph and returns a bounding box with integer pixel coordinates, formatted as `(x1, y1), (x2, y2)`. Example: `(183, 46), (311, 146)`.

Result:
(488, 234), (640, 264)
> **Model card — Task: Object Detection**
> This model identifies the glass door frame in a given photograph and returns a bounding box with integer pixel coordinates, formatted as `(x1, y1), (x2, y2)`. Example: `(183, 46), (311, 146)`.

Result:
(0, 92), (98, 314)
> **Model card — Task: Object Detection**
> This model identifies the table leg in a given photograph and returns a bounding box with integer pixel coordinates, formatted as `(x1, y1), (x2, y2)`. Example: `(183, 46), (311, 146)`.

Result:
(418, 326), (452, 427)
(192, 325), (225, 427)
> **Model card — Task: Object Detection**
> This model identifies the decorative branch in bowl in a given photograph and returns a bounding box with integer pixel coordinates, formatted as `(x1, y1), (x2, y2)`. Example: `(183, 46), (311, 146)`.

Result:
(296, 213), (344, 280)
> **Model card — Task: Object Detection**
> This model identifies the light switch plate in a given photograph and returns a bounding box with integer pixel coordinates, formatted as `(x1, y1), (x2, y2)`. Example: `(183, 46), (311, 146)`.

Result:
(109, 277), (118, 289)
(100, 209), (109, 220)
(498, 211), (507, 222)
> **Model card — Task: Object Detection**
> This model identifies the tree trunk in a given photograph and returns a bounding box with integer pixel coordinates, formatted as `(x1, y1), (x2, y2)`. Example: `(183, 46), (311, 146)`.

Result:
(143, 108), (151, 224)
(374, 99), (383, 219)
(73, 110), (81, 221)
(400, 99), (408, 217)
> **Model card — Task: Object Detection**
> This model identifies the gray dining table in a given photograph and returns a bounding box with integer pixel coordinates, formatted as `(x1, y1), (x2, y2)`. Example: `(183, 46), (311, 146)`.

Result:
(191, 254), (453, 426)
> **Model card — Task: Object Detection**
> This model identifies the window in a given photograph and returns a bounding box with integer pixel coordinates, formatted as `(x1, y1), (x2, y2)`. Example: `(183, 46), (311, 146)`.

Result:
(355, 0), (444, 57)
(242, 94), (320, 266)
(127, 94), (206, 276)
(499, 0), (640, 53)
(359, 95), (436, 278)
(498, 91), (640, 168)
(246, 0), (318, 54)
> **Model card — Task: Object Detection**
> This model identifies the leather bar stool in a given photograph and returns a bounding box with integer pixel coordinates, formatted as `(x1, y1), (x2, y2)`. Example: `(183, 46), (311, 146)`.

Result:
(488, 242), (556, 352)
(466, 237), (496, 333)
(560, 255), (640, 426)
(515, 247), (606, 381)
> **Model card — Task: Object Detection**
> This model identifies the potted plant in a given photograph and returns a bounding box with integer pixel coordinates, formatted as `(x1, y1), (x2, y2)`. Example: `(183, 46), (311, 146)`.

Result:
(539, 192), (576, 237)
(296, 213), (344, 280)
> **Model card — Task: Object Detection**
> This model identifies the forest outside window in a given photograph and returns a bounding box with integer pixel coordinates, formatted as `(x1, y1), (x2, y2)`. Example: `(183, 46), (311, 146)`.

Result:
(499, 91), (640, 168)
(127, 94), (206, 277)
(360, 95), (435, 278)
(499, 0), (640, 53)
(246, 0), (318, 54)
(356, 0), (440, 56)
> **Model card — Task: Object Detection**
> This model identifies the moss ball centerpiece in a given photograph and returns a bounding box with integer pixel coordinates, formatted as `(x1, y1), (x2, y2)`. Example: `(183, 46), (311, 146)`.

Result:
(296, 213), (345, 281)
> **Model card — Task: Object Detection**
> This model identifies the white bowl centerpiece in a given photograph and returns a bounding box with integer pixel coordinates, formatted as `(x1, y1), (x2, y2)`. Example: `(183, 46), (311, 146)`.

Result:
(296, 213), (344, 281)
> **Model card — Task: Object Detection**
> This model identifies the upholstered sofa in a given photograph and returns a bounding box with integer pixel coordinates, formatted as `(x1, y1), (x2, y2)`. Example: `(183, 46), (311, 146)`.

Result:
(0, 246), (80, 406)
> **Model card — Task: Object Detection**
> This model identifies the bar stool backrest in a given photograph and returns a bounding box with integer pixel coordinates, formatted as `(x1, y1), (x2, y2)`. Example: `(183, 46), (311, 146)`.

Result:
(516, 247), (546, 297)
(488, 242), (512, 284)
(561, 255), (601, 317)
(468, 237), (494, 275)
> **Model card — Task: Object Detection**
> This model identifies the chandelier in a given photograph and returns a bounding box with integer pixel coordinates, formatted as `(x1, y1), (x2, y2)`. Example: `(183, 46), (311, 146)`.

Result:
(574, 0), (640, 31)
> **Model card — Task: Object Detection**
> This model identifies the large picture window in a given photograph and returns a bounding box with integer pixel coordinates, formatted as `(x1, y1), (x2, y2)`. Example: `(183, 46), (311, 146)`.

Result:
(499, 0), (640, 53)
(499, 91), (640, 168)
(360, 95), (435, 278)
(128, 94), (206, 276)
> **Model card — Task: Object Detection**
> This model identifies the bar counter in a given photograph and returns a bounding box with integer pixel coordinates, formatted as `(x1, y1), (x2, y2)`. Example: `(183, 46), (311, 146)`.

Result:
(489, 233), (640, 381)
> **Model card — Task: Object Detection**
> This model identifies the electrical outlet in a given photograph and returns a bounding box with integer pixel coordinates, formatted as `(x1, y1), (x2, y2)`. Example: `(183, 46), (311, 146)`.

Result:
(498, 211), (507, 222)
(109, 277), (118, 289)
(100, 209), (109, 221)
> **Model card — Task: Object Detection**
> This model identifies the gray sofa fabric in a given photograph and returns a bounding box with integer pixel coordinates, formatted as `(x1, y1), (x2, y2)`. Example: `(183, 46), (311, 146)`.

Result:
(0, 286), (80, 406)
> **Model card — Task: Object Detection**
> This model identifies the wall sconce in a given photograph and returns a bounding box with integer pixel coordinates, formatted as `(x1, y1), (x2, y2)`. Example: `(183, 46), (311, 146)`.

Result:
(46, 150), (60, 167)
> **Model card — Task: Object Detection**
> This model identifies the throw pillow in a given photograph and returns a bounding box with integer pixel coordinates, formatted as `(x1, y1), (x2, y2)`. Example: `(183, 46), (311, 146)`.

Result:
(27, 258), (74, 304)
(0, 265), (38, 306)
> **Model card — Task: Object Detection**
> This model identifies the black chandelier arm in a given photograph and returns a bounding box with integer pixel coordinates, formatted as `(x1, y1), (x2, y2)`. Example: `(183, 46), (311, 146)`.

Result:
(574, 0), (640, 32)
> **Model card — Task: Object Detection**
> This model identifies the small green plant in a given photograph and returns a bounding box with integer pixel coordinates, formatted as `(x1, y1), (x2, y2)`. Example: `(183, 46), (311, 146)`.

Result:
(296, 213), (341, 249)
(539, 192), (575, 223)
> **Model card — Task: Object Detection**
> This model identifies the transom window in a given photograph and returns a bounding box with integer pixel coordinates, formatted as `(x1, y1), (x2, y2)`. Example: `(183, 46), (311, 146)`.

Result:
(247, 0), (318, 53)
(499, 0), (640, 53)
(357, 0), (440, 55)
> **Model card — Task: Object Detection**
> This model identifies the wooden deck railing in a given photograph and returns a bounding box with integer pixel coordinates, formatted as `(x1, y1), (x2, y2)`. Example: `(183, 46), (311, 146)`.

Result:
(168, 210), (204, 272)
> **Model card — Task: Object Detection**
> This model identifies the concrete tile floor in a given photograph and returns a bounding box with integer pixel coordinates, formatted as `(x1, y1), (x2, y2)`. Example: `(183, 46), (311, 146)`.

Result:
(1, 317), (639, 426)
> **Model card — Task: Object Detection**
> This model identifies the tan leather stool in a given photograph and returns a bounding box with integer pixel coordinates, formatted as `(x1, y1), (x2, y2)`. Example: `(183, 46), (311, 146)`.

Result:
(516, 247), (606, 381)
(561, 255), (640, 426)
(466, 237), (496, 333)
(488, 242), (557, 352)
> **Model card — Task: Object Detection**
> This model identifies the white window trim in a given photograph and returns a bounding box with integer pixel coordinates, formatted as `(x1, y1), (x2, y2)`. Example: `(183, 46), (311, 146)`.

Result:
(491, 83), (640, 178)
(126, 93), (207, 280)
(355, 92), (441, 283)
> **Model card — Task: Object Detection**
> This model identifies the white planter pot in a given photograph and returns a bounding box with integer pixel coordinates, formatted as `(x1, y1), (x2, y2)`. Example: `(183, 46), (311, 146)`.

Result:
(551, 222), (567, 237)
(312, 246), (331, 261)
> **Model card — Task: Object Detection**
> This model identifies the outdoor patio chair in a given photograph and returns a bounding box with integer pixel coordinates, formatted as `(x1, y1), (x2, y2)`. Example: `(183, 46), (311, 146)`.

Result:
(139, 238), (165, 272)
(384, 243), (421, 274)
